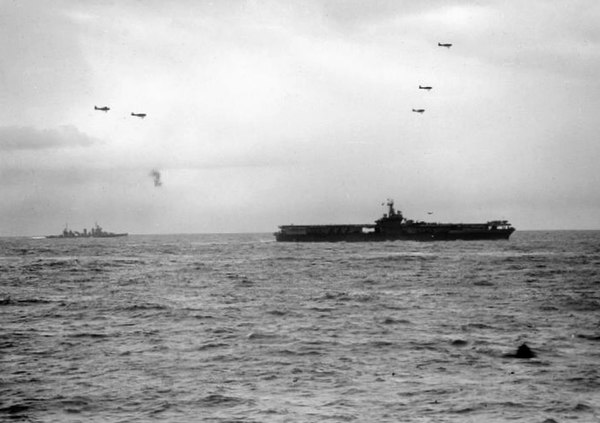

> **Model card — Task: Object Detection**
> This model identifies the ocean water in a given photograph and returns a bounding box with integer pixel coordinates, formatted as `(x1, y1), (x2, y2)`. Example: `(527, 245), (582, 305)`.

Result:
(1, 231), (599, 423)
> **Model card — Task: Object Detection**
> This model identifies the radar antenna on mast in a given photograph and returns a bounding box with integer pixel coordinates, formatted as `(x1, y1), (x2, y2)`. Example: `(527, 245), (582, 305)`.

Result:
(381, 198), (403, 221)
(381, 199), (396, 217)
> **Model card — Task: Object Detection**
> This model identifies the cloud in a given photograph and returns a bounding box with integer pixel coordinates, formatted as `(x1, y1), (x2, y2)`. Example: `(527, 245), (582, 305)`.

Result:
(0, 3), (92, 126)
(0, 125), (98, 151)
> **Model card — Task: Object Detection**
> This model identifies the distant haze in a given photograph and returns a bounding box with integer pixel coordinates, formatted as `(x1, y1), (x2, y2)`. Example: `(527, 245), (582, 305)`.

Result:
(1, 1), (599, 236)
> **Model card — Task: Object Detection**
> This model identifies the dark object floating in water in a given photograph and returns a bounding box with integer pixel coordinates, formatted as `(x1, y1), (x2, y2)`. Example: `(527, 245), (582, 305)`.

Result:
(275, 200), (515, 242)
(46, 223), (127, 238)
(94, 105), (110, 112)
(131, 112), (147, 118)
(505, 343), (536, 359)
(515, 343), (536, 358)
(451, 339), (468, 346)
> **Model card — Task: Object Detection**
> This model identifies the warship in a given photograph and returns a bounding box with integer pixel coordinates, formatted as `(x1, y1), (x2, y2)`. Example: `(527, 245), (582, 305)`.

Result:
(275, 200), (515, 242)
(46, 223), (127, 238)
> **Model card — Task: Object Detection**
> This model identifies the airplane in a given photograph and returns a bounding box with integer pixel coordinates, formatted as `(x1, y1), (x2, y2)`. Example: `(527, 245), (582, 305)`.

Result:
(131, 112), (147, 118)
(412, 109), (425, 113)
(94, 106), (110, 112)
(419, 85), (432, 90)
(438, 42), (452, 48)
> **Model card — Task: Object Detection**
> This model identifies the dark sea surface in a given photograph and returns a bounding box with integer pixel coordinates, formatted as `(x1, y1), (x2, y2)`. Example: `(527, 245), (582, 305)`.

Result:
(1, 231), (599, 423)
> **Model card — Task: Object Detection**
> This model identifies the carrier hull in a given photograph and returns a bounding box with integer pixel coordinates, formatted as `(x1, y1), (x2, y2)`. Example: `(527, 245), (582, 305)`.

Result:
(275, 225), (514, 242)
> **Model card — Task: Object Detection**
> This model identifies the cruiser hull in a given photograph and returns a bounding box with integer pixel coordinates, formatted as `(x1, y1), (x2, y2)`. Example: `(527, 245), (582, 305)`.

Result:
(46, 233), (128, 239)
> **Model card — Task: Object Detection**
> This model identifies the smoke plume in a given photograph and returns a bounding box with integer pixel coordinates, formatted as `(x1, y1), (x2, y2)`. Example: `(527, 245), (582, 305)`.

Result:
(150, 169), (162, 187)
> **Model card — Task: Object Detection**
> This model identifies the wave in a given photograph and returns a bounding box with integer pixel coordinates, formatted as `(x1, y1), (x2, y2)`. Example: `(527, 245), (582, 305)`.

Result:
(381, 317), (412, 325)
(277, 348), (323, 356)
(316, 291), (378, 303)
(69, 332), (111, 339)
(197, 393), (254, 408)
(197, 342), (230, 351)
(0, 296), (51, 306)
(0, 403), (31, 416)
(125, 303), (169, 311)
(576, 333), (600, 341)
(307, 306), (334, 312)
(247, 331), (280, 341)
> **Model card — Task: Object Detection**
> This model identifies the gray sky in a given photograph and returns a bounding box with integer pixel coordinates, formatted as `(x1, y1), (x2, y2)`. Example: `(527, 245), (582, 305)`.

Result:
(2, 0), (599, 235)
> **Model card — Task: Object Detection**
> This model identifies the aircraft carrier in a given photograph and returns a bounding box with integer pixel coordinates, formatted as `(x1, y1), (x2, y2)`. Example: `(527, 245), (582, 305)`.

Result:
(275, 200), (515, 242)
